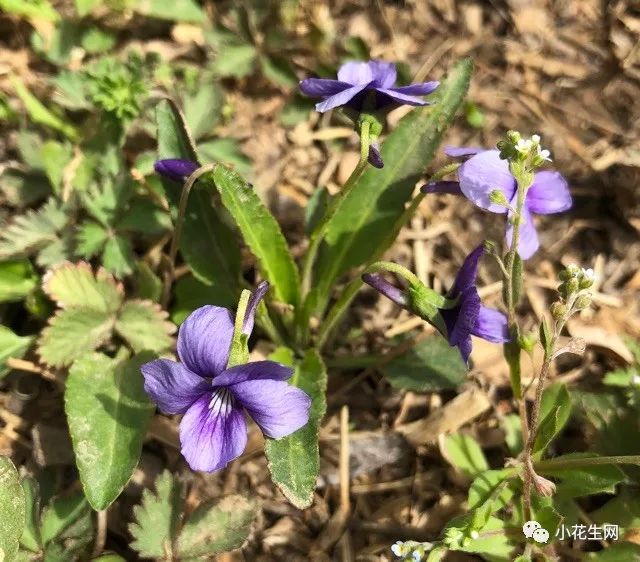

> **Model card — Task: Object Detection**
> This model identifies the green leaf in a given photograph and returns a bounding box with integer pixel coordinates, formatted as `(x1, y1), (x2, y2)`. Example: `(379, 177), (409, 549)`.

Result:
(117, 199), (171, 235)
(0, 169), (50, 208)
(102, 235), (135, 278)
(19, 477), (41, 552)
(184, 81), (223, 140)
(538, 453), (625, 498)
(591, 487), (640, 532)
(75, 222), (108, 258)
(115, 300), (175, 353)
(0, 326), (34, 379)
(0, 0), (58, 21)
(381, 336), (467, 391)
(265, 348), (326, 508)
(134, 262), (162, 302)
(501, 413), (523, 455)
(259, 55), (297, 87)
(211, 165), (300, 307)
(65, 352), (155, 510)
(129, 470), (183, 559)
(10, 76), (77, 140)
(211, 44), (257, 78)
(74, 0), (100, 17)
(155, 100), (241, 301)
(586, 543), (640, 561)
(0, 198), (68, 260)
(43, 262), (123, 313)
(38, 308), (115, 367)
(40, 141), (72, 194)
(171, 275), (237, 325)
(81, 27), (115, 54)
(176, 495), (258, 557)
(467, 469), (515, 510)
(198, 138), (251, 176)
(40, 491), (89, 545)
(313, 59), (473, 310)
(441, 433), (489, 479)
(0, 455), (26, 561)
(304, 186), (330, 236)
(134, 0), (205, 23)
(0, 260), (37, 302)
(534, 383), (572, 455)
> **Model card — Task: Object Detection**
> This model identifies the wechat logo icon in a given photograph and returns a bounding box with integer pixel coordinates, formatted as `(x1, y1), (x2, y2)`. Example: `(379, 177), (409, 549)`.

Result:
(523, 520), (550, 544)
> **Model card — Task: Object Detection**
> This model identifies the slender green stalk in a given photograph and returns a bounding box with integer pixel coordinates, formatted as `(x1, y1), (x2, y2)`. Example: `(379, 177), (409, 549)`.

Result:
(300, 120), (371, 299)
(535, 455), (640, 471)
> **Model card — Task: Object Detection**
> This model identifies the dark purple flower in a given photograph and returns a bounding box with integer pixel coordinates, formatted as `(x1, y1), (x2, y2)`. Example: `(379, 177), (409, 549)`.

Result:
(141, 286), (311, 472)
(440, 244), (509, 363)
(154, 158), (199, 183)
(422, 148), (572, 259)
(368, 142), (384, 168)
(299, 60), (439, 113)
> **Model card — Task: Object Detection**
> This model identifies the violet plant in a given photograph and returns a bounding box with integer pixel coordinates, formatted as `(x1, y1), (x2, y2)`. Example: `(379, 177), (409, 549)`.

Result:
(2, 45), (637, 561)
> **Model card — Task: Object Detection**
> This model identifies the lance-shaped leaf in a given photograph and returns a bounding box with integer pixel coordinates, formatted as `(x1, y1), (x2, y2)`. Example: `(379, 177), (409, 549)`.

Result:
(265, 348), (326, 508)
(534, 383), (572, 456)
(0, 454), (26, 561)
(176, 495), (258, 557)
(210, 165), (301, 307)
(0, 325), (34, 378)
(155, 99), (240, 305)
(65, 352), (155, 510)
(114, 300), (175, 353)
(129, 470), (184, 559)
(313, 59), (473, 312)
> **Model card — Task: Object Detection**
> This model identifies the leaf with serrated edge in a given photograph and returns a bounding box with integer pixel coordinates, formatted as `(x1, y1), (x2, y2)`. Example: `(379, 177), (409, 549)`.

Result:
(0, 454), (26, 561)
(38, 308), (114, 367)
(176, 495), (258, 557)
(115, 300), (175, 353)
(265, 348), (326, 508)
(211, 165), (300, 307)
(41, 490), (89, 545)
(65, 352), (155, 510)
(43, 262), (123, 313)
(129, 470), (184, 559)
(313, 59), (473, 313)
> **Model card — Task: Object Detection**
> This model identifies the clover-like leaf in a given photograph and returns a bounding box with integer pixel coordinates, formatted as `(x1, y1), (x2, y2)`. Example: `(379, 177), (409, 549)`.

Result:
(176, 495), (258, 557)
(43, 262), (123, 313)
(129, 470), (184, 559)
(115, 300), (175, 353)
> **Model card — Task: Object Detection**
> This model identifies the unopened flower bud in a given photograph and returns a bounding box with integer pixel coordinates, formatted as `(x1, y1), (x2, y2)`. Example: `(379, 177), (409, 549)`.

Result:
(489, 189), (510, 207)
(533, 474), (556, 497)
(574, 294), (592, 310)
(566, 278), (580, 295)
(368, 142), (384, 168)
(579, 268), (595, 289)
(550, 301), (567, 320)
(154, 158), (198, 182)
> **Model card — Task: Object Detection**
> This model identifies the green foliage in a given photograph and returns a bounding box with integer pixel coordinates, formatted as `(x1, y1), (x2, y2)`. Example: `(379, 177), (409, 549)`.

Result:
(210, 165), (301, 308)
(0, 326), (35, 379)
(64, 352), (156, 510)
(0, 455), (26, 562)
(38, 262), (174, 366)
(129, 470), (258, 560)
(312, 59), (473, 314)
(0, 260), (38, 302)
(441, 433), (489, 479)
(265, 348), (327, 508)
(381, 336), (467, 391)
(534, 383), (572, 455)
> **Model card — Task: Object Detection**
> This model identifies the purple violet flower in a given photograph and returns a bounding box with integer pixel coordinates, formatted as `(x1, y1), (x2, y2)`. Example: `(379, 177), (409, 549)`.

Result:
(154, 158), (199, 183)
(140, 284), (311, 472)
(440, 244), (509, 363)
(299, 60), (439, 113)
(422, 148), (572, 259)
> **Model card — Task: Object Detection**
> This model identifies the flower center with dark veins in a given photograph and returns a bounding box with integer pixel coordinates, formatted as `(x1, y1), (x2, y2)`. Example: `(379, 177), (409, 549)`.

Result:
(208, 388), (234, 416)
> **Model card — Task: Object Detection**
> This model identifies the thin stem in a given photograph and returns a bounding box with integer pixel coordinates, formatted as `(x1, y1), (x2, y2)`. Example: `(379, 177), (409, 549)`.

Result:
(92, 509), (108, 558)
(160, 163), (216, 308)
(300, 120), (371, 299)
(535, 455), (640, 471)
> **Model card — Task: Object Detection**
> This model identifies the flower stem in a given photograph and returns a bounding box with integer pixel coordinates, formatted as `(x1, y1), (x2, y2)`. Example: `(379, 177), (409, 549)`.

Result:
(300, 120), (371, 301)
(535, 455), (640, 471)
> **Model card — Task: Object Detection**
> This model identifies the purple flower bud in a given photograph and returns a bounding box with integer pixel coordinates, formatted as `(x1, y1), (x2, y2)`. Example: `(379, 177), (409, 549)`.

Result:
(368, 142), (384, 168)
(362, 273), (408, 307)
(154, 159), (199, 183)
(242, 281), (269, 336)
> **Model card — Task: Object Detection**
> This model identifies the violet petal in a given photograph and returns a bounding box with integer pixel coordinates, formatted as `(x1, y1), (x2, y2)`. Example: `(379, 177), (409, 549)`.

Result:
(374, 88), (430, 107)
(388, 80), (439, 96)
(451, 244), (485, 296)
(337, 61), (375, 85)
(441, 288), (481, 363)
(242, 281), (269, 336)
(154, 159), (198, 182)
(471, 306), (510, 343)
(506, 205), (540, 259)
(179, 392), (247, 472)
(444, 146), (484, 159)
(231, 378), (311, 438)
(368, 142), (384, 168)
(141, 359), (209, 414)
(458, 150), (516, 213)
(526, 171), (572, 215)
(211, 360), (293, 388)
(315, 84), (369, 112)
(362, 273), (408, 307)
(177, 305), (234, 378)
(367, 60), (397, 88)
(421, 181), (463, 195)
(299, 78), (353, 97)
